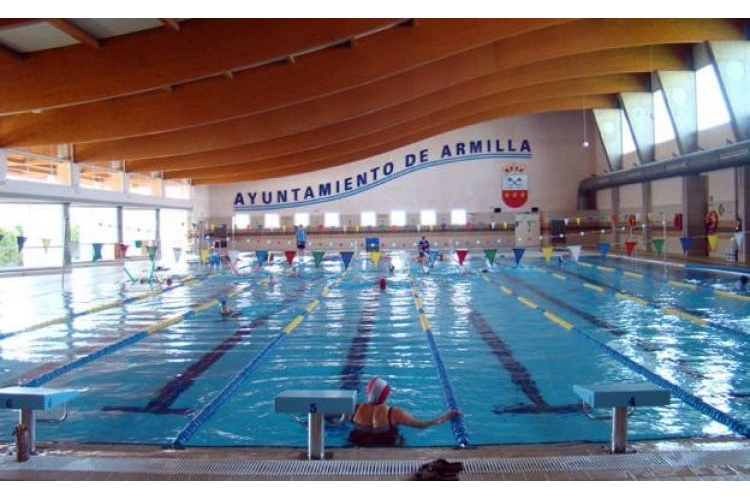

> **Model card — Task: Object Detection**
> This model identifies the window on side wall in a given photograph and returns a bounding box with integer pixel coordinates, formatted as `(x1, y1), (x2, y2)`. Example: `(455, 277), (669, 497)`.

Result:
(294, 213), (310, 228)
(420, 209), (437, 227)
(360, 211), (376, 228)
(324, 212), (340, 228)
(451, 209), (467, 226)
(390, 210), (406, 227)
(264, 213), (281, 230)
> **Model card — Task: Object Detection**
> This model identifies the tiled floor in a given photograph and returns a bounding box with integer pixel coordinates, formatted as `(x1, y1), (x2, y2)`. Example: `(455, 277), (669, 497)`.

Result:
(2, 436), (750, 481)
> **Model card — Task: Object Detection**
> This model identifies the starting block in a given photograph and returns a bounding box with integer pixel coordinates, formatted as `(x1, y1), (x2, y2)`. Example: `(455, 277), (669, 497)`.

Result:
(1, 386), (81, 454)
(275, 389), (356, 460)
(574, 383), (670, 453)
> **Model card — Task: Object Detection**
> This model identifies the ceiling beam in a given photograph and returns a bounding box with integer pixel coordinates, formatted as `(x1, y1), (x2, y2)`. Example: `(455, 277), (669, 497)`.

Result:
(0, 42), (24, 62)
(159, 19), (181, 32)
(2, 39), (688, 150)
(124, 46), (679, 174)
(45, 19), (101, 49)
(189, 94), (619, 185)
(163, 77), (633, 181)
(0, 18), (415, 115)
(71, 70), (647, 164)
(0, 19), (718, 146)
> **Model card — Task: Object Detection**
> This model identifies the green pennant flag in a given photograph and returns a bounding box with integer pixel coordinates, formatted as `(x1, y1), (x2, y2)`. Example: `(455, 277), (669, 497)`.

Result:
(483, 248), (497, 266)
(652, 238), (664, 255)
(313, 251), (325, 268)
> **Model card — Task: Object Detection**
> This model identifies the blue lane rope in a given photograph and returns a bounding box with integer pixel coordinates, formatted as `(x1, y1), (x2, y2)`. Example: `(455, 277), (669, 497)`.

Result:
(408, 274), (470, 448)
(0, 284), (187, 341)
(480, 273), (750, 438)
(19, 284), (251, 387)
(171, 331), (287, 448)
(24, 331), (150, 387)
(538, 263), (750, 341)
(2, 257), (258, 341)
(170, 273), (346, 448)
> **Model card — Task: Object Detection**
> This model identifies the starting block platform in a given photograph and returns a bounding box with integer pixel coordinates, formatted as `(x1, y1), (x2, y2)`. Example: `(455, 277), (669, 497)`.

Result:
(275, 389), (356, 460)
(574, 383), (670, 453)
(1, 386), (81, 454)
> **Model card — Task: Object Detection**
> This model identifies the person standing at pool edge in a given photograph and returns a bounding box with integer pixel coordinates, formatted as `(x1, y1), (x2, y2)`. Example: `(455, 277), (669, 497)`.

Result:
(295, 224), (307, 260)
(347, 376), (460, 447)
(417, 235), (430, 263)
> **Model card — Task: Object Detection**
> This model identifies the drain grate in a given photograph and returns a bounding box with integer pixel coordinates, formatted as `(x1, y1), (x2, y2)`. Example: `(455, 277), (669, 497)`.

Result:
(3, 449), (750, 478)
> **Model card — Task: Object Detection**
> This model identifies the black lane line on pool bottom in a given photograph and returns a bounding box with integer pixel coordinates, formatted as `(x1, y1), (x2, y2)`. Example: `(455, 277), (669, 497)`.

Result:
(469, 310), (580, 416)
(483, 271), (715, 398)
(339, 287), (381, 393)
(101, 282), (313, 414)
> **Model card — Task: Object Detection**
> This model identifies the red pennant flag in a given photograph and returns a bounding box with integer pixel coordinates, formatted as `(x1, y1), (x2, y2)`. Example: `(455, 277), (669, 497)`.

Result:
(456, 248), (469, 265)
(625, 241), (637, 256)
(284, 250), (297, 266)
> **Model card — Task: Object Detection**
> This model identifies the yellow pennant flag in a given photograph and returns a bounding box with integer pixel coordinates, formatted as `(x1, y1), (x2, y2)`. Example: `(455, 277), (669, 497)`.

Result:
(707, 234), (719, 251)
(541, 246), (553, 263)
(42, 238), (51, 252)
(200, 248), (210, 264)
(369, 251), (382, 267)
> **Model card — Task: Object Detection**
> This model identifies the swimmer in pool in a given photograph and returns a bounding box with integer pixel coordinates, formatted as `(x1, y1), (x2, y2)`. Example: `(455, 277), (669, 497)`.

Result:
(219, 299), (237, 317)
(346, 377), (459, 447)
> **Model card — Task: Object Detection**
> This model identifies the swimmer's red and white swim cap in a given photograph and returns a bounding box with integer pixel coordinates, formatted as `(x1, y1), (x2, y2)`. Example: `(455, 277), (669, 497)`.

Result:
(366, 377), (390, 404)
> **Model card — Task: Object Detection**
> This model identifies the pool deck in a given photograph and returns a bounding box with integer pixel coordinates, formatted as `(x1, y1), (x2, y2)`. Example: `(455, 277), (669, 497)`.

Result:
(2, 437), (750, 481)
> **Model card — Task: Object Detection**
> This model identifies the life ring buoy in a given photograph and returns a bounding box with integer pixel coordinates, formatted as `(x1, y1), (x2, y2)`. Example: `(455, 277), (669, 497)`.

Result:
(705, 210), (719, 234)
(627, 214), (637, 227)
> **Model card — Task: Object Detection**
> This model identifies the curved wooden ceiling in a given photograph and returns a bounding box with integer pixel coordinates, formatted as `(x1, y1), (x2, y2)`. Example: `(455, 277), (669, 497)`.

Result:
(0, 18), (746, 185)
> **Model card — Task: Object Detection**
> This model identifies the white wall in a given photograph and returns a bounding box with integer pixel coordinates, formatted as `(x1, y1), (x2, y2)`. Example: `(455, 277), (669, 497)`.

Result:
(206, 111), (600, 222)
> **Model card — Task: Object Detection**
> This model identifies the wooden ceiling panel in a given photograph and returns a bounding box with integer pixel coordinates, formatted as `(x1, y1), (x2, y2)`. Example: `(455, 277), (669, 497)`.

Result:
(0, 18), (745, 185)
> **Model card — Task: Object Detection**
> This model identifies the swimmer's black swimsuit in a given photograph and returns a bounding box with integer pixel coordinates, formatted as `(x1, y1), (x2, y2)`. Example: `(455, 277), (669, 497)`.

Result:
(348, 405), (403, 447)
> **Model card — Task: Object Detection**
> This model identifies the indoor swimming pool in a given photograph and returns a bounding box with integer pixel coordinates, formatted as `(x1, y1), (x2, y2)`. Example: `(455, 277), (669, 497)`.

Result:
(1, 248), (749, 451)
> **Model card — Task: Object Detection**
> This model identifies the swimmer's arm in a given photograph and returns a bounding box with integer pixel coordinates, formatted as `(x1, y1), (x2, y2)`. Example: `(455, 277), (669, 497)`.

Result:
(391, 407), (460, 429)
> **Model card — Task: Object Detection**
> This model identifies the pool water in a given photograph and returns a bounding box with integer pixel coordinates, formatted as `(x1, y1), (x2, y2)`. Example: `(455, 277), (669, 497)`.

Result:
(1, 251), (749, 449)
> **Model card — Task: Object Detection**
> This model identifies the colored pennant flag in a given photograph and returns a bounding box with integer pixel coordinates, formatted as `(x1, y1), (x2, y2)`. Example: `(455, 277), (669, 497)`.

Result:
(369, 251), (382, 267)
(340, 250), (354, 269)
(255, 250), (268, 266)
(512, 247), (525, 265)
(200, 248), (210, 264)
(679, 236), (692, 255)
(118, 243), (129, 259)
(456, 248), (469, 266)
(625, 240), (637, 256)
(42, 238), (51, 252)
(284, 250), (296, 266)
(707, 234), (719, 251)
(92, 242), (103, 261)
(428, 249), (439, 267)
(483, 248), (497, 266)
(734, 232), (744, 247)
(313, 251), (325, 268)
(541, 246), (553, 263)
(146, 245), (158, 260)
(598, 242), (610, 258)
(652, 238), (664, 255)
(568, 245), (581, 262)
(173, 247), (182, 263)
(17, 235), (27, 252)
